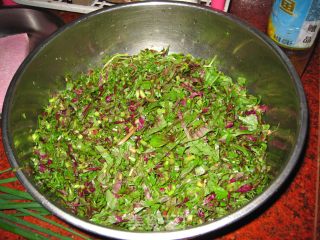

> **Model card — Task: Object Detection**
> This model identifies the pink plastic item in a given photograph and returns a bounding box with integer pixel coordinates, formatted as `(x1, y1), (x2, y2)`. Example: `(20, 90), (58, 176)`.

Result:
(0, 33), (29, 112)
(211, 0), (226, 11)
(2, 0), (18, 6)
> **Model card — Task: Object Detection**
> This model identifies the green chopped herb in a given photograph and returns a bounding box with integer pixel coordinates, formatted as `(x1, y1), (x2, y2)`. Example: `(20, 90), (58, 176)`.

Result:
(31, 49), (271, 231)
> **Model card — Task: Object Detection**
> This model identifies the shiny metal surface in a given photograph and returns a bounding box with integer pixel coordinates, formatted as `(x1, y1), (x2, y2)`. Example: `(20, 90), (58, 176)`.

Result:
(0, 7), (64, 52)
(2, 2), (307, 240)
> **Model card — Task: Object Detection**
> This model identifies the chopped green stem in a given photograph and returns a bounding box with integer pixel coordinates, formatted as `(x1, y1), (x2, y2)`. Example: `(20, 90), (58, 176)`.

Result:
(0, 198), (50, 215)
(0, 168), (12, 175)
(0, 212), (72, 240)
(0, 186), (34, 201)
(0, 217), (47, 240)
(0, 177), (18, 184)
(0, 193), (26, 200)
(18, 209), (91, 240)
(0, 202), (42, 210)
(11, 212), (48, 217)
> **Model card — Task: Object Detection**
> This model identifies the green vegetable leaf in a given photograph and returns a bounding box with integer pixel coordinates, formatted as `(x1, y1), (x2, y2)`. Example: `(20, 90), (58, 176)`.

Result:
(204, 68), (219, 87)
(106, 190), (117, 210)
(213, 186), (228, 200)
(187, 140), (216, 157)
(95, 145), (114, 164)
(149, 134), (167, 148)
(239, 114), (258, 131)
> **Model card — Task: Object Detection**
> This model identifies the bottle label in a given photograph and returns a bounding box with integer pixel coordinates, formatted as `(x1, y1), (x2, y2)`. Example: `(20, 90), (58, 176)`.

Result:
(268, 0), (320, 49)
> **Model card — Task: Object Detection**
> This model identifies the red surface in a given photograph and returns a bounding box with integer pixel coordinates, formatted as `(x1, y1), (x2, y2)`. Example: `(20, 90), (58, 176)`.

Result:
(0, 3), (319, 239)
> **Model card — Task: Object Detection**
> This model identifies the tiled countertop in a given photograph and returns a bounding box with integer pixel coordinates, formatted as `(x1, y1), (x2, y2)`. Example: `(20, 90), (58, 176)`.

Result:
(0, 4), (319, 240)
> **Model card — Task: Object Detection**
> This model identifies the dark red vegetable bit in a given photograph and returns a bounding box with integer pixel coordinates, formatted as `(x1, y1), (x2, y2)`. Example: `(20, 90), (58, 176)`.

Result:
(182, 197), (189, 203)
(189, 91), (203, 99)
(39, 163), (46, 173)
(137, 116), (145, 130)
(87, 167), (101, 171)
(105, 94), (112, 102)
(143, 186), (152, 200)
(72, 160), (78, 168)
(98, 75), (104, 86)
(115, 215), (124, 223)
(229, 178), (236, 183)
(129, 114), (136, 123)
(237, 184), (253, 193)
(113, 179), (122, 194)
(55, 112), (61, 120)
(113, 193), (121, 199)
(180, 82), (193, 92)
(79, 190), (84, 198)
(225, 121), (234, 128)
(183, 209), (190, 216)
(162, 210), (168, 217)
(180, 98), (187, 106)
(60, 109), (67, 116)
(71, 97), (78, 103)
(89, 184), (96, 193)
(259, 104), (269, 112)
(202, 107), (209, 113)
(190, 77), (202, 83)
(246, 135), (257, 142)
(34, 149), (40, 156)
(124, 126), (130, 133)
(82, 103), (91, 117)
(74, 89), (83, 95)
(245, 109), (256, 115)
(188, 62), (200, 69)
(154, 163), (163, 169)
(227, 104), (234, 112)
(174, 217), (183, 224)
(128, 101), (138, 112)
(239, 125), (248, 130)
(71, 202), (80, 208)
(156, 171), (164, 178)
(204, 193), (216, 205)
(197, 209), (205, 218)
(168, 134), (176, 142)
(40, 153), (48, 160)
(47, 159), (53, 166)
(114, 120), (125, 124)
(98, 85), (104, 96)
(143, 156), (149, 163)
(91, 129), (99, 135)
(58, 190), (67, 196)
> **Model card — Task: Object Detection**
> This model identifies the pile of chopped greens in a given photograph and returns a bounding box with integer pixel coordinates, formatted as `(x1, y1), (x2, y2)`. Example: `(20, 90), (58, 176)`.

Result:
(31, 49), (271, 231)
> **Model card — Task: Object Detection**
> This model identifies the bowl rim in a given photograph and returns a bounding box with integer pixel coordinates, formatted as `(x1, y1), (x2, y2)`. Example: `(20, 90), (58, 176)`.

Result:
(1, 1), (308, 240)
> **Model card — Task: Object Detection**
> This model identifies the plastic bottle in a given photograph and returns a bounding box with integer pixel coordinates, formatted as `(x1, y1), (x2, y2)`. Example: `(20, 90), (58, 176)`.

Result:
(267, 0), (320, 76)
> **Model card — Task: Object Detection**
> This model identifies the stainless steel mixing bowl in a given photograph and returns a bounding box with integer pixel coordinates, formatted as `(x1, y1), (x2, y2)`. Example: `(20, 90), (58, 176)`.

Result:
(2, 2), (307, 240)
